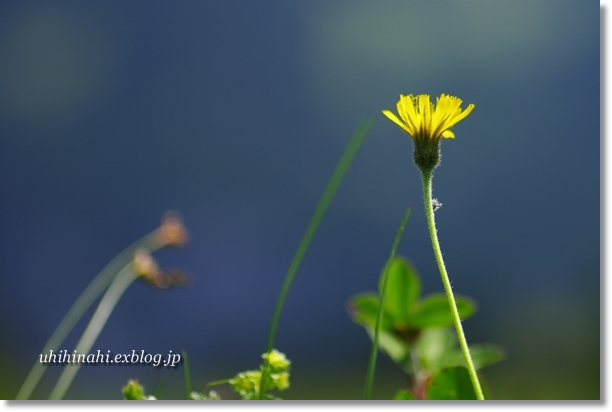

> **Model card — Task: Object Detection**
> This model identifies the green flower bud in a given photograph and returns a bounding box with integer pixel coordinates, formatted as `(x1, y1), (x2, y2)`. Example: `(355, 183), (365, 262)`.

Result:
(122, 379), (146, 400)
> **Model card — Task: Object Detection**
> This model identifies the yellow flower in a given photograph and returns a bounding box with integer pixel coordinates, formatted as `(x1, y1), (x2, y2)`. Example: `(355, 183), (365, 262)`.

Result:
(272, 372), (290, 391)
(229, 370), (262, 396)
(382, 94), (474, 141)
(382, 94), (475, 173)
(262, 349), (291, 372)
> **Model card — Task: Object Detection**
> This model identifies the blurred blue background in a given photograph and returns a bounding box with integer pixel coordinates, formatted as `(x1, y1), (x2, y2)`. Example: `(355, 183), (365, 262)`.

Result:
(0, 0), (599, 400)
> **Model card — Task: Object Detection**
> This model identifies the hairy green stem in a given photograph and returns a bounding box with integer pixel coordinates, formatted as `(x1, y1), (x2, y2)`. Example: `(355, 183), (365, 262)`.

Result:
(420, 170), (484, 400)
(16, 232), (160, 400)
(259, 117), (372, 399)
(363, 207), (411, 400)
(49, 264), (138, 400)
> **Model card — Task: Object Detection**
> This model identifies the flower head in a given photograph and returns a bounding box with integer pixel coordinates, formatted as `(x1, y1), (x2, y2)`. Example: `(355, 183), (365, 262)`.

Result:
(261, 349), (291, 372)
(382, 94), (474, 173)
(156, 211), (188, 247)
(383, 94), (474, 142)
(229, 370), (263, 399)
(132, 249), (161, 281)
(271, 371), (290, 391)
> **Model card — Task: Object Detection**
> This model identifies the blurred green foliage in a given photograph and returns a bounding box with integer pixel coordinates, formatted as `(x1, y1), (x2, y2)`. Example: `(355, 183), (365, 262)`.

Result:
(347, 257), (504, 399)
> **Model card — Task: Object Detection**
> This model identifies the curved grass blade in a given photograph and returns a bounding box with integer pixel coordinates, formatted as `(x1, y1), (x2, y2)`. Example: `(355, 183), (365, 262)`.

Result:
(259, 116), (372, 398)
(49, 264), (138, 399)
(16, 232), (160, 400)
(363, 206), (411, 400)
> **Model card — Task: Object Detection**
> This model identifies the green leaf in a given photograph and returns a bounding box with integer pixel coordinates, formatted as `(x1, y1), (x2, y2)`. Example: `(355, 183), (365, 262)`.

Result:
(426, 366), (478, 400)
(346, 293), (394, 330)
(408, 294), (476, 328)
(393, 389), (416, 400)
(378, 257), (421, 323)
(414, 329), (456, 374)
(440, 344), (506, 370)
(364, 327), (409, 367)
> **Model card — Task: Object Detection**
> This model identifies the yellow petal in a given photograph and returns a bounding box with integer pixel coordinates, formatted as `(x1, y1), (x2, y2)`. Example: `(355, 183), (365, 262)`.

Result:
(431, 96), (453, 132)
(399, 95), (418, 134)
(447, 103), (475, 127)
(418, 95), (431, 127)
(442, 130), (455, 139)
(382, 110), (411, 134)
(396, 99), (410, 124)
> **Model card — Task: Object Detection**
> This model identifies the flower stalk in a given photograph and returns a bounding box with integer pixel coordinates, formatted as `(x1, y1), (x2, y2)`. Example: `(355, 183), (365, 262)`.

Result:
(421, 170), (484, 400)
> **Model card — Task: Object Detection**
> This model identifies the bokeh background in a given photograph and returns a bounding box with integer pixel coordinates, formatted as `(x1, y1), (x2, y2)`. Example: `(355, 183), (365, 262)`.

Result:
(0, 0), (599, 400)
